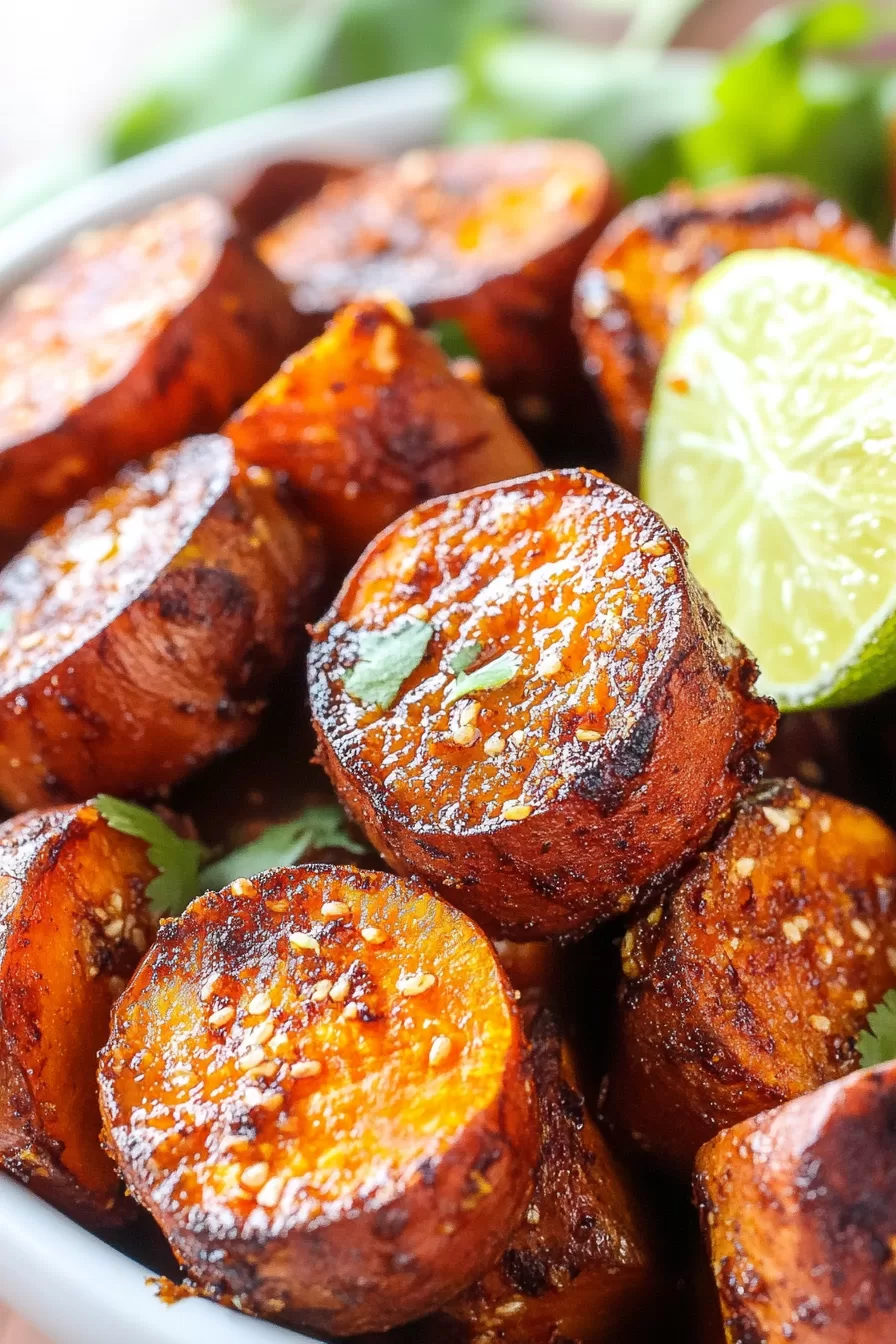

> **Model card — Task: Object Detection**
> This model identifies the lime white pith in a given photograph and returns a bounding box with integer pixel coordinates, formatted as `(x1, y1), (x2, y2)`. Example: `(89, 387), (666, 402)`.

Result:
(642, 249), (896, 710)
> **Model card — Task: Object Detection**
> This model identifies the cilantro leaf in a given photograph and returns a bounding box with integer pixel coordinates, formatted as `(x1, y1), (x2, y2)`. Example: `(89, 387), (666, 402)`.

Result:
(431, 319), (479, 361)
(199, 804), (366, 892)
(449, 641), (482, 675)
(857, 989), (896, 1068)
(93, 795), (203, 917)
(445, 650), (522, 706)
(341, 616), (433, 710)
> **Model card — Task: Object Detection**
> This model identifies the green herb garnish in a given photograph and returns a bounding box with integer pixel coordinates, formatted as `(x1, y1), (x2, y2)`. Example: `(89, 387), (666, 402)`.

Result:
(199, 805), (366, 891)
(341, 616), (433, 710)
(431, 318), (478, 361)
(857, 989), (896, 1067)
(445, 650), (522, 706)
(449, 641), (482, 675)
(93, 795), (203, 917)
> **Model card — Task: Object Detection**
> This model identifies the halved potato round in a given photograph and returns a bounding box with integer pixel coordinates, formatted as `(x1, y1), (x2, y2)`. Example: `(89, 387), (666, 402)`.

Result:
(0, 195), (302, 554)
(606, 779), (896, 1170)
(309, 468), (777, 938)
(573, 176), (894, 474)
(0, 803), (158, 1226)
(0, 434), (321, 810)
(226, 298), (540, 565)
(98, 864), (537, 1336)
(258, 141), (616, 433)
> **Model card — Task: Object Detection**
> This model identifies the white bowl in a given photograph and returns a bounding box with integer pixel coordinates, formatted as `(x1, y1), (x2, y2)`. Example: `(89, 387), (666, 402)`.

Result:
(0, 67), (457, 1344)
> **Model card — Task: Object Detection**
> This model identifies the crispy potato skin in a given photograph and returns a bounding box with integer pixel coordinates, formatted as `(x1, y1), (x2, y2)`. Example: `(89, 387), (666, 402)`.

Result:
(0, 804), (157, 1226)
(226, 299), (540, 565)
(418, 1006), (655, 1344)
(98, 865), (537, 1336)
(606, 779), (896, 1171)
(0, 435), (321, 810)
(309, 468), (776, 939)
(231, 158), (360, 236)
(573, 177), (894, 474)
(258, 142), (617, 430)
(0, 195), (303, 555)
(695, 1062), (896, 1343)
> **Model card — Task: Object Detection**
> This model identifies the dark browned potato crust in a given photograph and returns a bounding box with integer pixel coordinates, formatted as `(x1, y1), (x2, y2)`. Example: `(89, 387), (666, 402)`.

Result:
(573, 176), (894, 476)
(231, 158), (360, 236)
(418, 1006), (655, 1344)
(606, 779), (896, 1171)
(226, 298), (541, 565)
(258, 141), (617, 431)
(309, 468), (777, 939)
(0, 435), (321, 810)
(0, 195), (303, 555)
(0, 803), (158, 1226)
(99, 864), (536, 1336)
(695, 1062), (896, 1343)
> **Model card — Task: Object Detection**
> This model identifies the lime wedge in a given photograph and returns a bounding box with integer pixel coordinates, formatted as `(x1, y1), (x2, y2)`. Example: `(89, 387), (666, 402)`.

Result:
(642, 249), (896, 711)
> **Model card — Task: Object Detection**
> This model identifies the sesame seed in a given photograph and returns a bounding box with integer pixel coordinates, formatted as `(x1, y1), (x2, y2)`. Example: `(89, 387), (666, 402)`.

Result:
(452, 723), (480, 747)
(762, 806), (794, 835)
(397, 971), (436, 997)
(781, 921), (802, 945)
(575, 728), (601, 743)
(103, 918), (124, 938)
(244, 1060), (279, 1079)
(484, 733), (506, 757)
(242, 1087), (266, 1108)
(240, 1162), (270, 1192)
(853, 989), (868, 1010)
(321, 901), (350, 919)
(646, 906), (662, 926)
(818, 813), (832, 833)
(329, 974), (352, 1002)
(378, 295), (414, 326)
(501, 802), (532, 821)
(539, 652), (563, 677)
(361, 927), (387, 944)
(269, 1032), (290, 1052)
(640, 538), (669, 557)
(526, 1206), (540, 1225)
(342, 1003), (359, 1020)
(108, 892), (123, 915)
(259, 1091), (284, 1113)
(209, 1006), (235, 1028)
(510, 730), (525, 746)
(622, 958), (638, 978)
(429, 1035), (452, 1066)
(290, 1060), (322, 1079)
(407, 604), (428, 621)
(729, 937), (740, 951)
(734, 857), (755, 878)
(818, 945), (833, 967)
(370, 322), (399, 374)
(131, 927), (148, 953)
(248, 1020), (274, 1048)
(266, 899), (289, 913)
(310, 979), (333, 1002)
(888, 948), (896, 973)
(19, 631), (43, 651)
(827, 925), (845, 949)
(664, 565), (678, 583)
(793, 915), (810, 933)
(809, 1014), (831, 1034)
(231, 878), (256, 898)
(256, 1175), (285, 1209)
(289, 931), (321, 954)
(620, 930), (635, 956)
(851, 918), (872, 942)
(247, 992), (271, 1016)
(458, 700), (480, 727)
(239, 1047), (266, 1071)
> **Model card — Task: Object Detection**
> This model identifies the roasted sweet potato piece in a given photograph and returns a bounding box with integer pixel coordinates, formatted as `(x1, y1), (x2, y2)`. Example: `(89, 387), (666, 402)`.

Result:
(606, 779), (896, 1172)
(99, 864), (536, 1336)
(231, 158), (360, 236)
(226, 299), (540, 565)
(417, 1006), (655, 1344)
(309, 468), (777, 939)
(573, 176), (894, 474)
(258, 141), (616, 432)
(695, 1061), (896, 1343)
(0, 195), (303, 555)
(0, 803), (158, 1226)
(0, 434), (321, 811)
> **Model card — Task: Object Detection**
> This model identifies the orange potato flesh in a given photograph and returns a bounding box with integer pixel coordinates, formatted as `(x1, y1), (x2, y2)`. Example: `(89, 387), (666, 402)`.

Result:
(98, 864), (537, 1336)
(309, 468), (777, 939)
(606, 779), (896, 1172)
(225, 299), (541, 565)
(258, 141), (617, 432)
(0, 195), (302, 555)
(0, 804), (157, 1226)
(231, 158), (360, 236)
(573, 176), (894, 475)
(0, 434), (322, 811)
(695, 1062), (896, 1343)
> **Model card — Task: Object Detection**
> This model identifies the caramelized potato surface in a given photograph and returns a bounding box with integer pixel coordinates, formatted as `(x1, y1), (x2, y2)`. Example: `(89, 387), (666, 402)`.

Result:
(0, 195), (302, 554)
(99, 864), (537, 1336)
(573, 177), (893, 473)
(419, 1006), (655, 1344)
(309, 468), (776, 938)
(231, 158), (360, 236)
(0, 435), (321, 810)
(0, 803), (157, 1226)
(607, 779), (896, 1170)
(695, 1062), (896, 1343)
(258, 141), (616, 429)
(226, 299), (540, 564)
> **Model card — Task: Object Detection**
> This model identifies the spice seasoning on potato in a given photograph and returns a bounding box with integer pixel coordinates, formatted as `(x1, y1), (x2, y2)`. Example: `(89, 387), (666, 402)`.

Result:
(0, 194), (303, 555)
(226, 298), (540, 565)
(606, 778), (896, 1171)
(573, 176), (894, 476)
(0, 803), (159, 1226)
(695, 1061), (896, 1343)
(258, 141), (616, 431)
(309, 468), (777, 939)
(98, 864), (537, 1336)
(0, 434), (322, 811)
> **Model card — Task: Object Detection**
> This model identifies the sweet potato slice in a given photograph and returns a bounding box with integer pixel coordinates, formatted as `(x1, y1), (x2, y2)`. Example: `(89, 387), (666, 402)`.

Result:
(0, 434), (321, 811)
(605, 778), (896, 1172)
(0, 194), (303, 555)
(258, 141), (616, 433)
(231, 158), (360, 236)
(417, 1005), (656, 1344)
(308, 468), (777, 939)
(225, 299), (541, 565)
(98, 864), (536, 1336)
(695, 1061), (896, 1343)
(573, 176), (894, 474)
(0, 803), (158, 1226)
